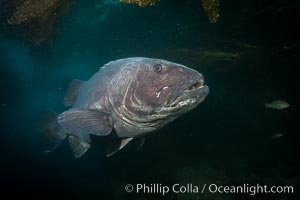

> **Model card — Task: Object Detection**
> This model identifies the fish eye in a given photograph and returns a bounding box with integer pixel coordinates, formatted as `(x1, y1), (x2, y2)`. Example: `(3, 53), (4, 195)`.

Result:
(153, 64), (162, 73)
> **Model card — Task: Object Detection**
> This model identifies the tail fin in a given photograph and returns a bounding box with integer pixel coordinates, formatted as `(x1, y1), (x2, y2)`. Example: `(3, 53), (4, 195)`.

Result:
(264, 103), (270, 108)
(38, 110), (67, 153)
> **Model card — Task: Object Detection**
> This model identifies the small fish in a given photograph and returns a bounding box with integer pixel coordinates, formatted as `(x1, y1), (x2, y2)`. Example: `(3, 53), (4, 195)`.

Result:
(265, 100), (290, 110)
(270, 133), (284, 140)
(39, 57), (209, 158)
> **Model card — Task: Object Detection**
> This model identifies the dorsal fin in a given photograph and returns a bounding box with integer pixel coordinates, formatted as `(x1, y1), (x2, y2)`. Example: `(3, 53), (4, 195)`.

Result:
(64, 79), (84, 107)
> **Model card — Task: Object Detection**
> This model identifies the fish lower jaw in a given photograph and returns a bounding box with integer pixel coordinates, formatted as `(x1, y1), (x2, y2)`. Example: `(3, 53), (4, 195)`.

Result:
(177, 98), (197, 107)
(170, 98), (197, 108)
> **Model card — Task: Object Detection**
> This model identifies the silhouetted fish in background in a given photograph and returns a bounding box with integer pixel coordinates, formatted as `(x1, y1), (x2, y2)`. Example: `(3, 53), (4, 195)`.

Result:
(265, 100), (290, 110)
(39, 57), (209, 157)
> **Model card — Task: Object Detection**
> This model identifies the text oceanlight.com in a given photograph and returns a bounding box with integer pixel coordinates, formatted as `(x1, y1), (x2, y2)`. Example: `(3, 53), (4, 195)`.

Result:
(124, 183), (294, 196)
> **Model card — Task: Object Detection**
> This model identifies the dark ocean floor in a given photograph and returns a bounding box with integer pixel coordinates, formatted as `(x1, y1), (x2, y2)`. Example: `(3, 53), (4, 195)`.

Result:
(0, 0), (299, 199)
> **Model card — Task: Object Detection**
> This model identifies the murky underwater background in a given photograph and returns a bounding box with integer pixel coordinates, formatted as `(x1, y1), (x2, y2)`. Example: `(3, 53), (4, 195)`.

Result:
(0, 0), (299, 199)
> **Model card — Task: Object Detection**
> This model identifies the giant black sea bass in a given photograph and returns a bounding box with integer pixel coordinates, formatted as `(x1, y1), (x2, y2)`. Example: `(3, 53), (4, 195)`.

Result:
(40, 57), (209, 157)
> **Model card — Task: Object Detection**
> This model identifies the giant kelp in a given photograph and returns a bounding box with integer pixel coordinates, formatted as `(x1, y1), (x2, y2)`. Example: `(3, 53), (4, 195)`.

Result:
(201, 0), (220, 23)
(8, 0), (74, 45)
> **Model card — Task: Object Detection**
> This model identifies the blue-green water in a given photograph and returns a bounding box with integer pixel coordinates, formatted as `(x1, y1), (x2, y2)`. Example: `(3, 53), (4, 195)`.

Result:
(0, 0), (299, 199)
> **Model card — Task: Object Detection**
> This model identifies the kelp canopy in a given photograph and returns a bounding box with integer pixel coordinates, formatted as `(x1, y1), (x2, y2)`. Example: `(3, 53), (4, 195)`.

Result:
(201, 0), (220, 23)
(119, 0), (160, 7)
(7, 0), (73, 45)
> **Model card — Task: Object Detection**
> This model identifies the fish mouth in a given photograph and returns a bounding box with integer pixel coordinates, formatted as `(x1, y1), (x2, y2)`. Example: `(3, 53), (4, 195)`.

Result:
(170, 78), (209, 108)
(188, 79), (204, 91)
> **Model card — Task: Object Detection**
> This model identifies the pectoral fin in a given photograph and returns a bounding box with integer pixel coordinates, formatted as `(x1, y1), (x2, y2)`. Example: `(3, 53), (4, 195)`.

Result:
(106, 138), (134, 157)
(58, 108), (113, 136)
(135, 137), (145, 151)
(64, 79), (84, 106)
